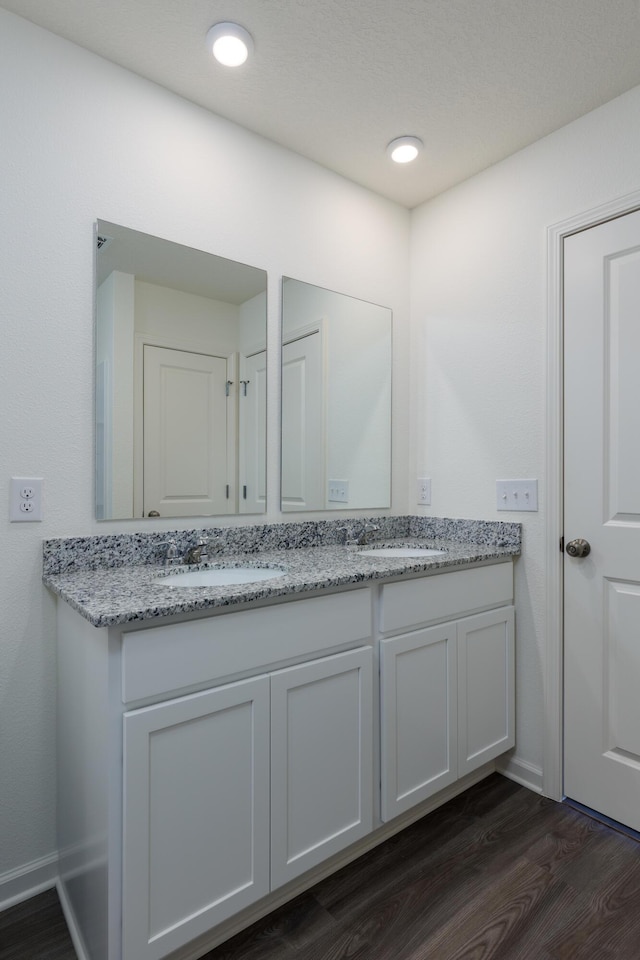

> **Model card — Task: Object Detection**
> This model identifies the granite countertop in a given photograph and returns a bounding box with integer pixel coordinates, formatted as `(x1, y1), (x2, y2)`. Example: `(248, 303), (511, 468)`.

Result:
(43, 536), (519, 628)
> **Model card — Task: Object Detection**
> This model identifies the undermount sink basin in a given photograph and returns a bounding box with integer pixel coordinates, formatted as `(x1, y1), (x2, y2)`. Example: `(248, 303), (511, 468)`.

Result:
(156, 567), (285, 588)
(359, 547), (446, 558)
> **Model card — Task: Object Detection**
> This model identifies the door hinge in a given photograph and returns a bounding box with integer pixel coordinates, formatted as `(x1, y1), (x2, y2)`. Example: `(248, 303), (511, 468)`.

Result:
(225, 484), (230, 499)
(559, 535), (565, 553)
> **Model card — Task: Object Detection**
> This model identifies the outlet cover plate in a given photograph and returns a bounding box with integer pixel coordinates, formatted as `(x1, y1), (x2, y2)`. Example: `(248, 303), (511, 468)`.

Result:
(10, 476), (43, 521)
(417, 477), (431, 505)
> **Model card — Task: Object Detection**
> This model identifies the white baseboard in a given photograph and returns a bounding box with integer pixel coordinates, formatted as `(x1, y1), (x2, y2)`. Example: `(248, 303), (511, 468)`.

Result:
(57, 879), (88, 960)
(496, 754), (544, 794)
(0, 851), (58, 912)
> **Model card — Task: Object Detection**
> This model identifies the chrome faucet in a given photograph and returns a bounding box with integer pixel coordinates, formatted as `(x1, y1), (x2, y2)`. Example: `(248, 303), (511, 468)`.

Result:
(343, 522), (380, 547)
(357, 522), (380, 545)
(158, 539), (181, 566)
(183, 537), (210, 565)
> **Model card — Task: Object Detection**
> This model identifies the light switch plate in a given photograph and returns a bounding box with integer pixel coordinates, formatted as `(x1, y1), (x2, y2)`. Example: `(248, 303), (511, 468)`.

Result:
(328, 480), (349, 503)
(496, 479), (538, 512)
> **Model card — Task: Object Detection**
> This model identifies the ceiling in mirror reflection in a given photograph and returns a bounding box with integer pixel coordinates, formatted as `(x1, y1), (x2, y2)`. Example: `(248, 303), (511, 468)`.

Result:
(281, 277), (392, 512)
(95, 221), (267, 520)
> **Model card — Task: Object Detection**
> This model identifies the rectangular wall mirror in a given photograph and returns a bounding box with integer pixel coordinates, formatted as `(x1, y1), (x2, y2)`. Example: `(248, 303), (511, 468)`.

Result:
(281, 277), (392, 512)
(95, 221), (267, 519)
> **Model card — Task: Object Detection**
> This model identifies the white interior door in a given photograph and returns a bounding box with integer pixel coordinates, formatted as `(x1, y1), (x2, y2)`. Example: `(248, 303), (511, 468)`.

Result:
(281, 331), (324, 510)
(143, 345), (230, 517)
(564, 208), (640, 830)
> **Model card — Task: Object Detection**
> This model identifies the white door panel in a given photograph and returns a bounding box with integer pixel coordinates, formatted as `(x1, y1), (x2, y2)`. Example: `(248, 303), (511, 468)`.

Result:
(564, 209), (640, 830)
(270, 647), (373, 888)
(143, 345), (230, 517)
(239, 350), (266, 513)
(122, 677), (270, 960)
(281, 332), (324, 510)
(380, 624), (457, 821)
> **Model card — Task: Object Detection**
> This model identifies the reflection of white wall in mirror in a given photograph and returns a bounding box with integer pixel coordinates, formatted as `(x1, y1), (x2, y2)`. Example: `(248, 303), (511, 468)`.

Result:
(282, 279), (391, 511)
(135, 280), (240, 354)
(239, 291), (267, 354)
(328, 298), (391, 508)
(96, 271), (135, 519)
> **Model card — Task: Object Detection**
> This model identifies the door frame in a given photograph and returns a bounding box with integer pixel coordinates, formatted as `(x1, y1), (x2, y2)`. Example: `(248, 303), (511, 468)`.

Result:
(545, 187), (640, 800)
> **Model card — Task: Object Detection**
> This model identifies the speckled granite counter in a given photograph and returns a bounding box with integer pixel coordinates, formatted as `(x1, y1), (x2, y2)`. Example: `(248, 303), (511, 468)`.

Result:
(43, 516), (521, 628)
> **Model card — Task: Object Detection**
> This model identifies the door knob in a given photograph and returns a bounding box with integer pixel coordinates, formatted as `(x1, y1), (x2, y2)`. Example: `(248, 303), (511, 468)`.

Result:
(566, 538), (591, 558)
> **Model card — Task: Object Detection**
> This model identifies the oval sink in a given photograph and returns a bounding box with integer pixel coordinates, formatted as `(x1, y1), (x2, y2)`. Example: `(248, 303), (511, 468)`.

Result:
(359, 547), (445, 558)
(156, 567), (285, 588)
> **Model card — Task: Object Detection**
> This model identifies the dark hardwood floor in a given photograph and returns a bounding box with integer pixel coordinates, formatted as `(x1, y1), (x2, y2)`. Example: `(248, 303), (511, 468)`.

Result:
(3, 775), (640, 960)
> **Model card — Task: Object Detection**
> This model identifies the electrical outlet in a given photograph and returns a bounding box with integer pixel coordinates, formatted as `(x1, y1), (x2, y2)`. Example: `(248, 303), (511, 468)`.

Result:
(417, 477), (431, 505)
(496, 479), (538, 512)
(10, 476), (43, 522)
(328, 480), (349, 503)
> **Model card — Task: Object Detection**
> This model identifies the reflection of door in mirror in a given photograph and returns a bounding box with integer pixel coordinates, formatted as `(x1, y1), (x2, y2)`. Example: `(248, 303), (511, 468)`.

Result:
(143, 346), (231, 517)
(281, 330), (325, 511)
(239, 351), (267, 513)
(95, 221), (267, 520)
(238, 350), (267, 513)
(281, 278), (392, 512)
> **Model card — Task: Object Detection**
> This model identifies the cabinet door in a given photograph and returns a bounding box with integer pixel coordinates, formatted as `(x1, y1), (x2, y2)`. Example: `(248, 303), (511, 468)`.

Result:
(270, 647), (373, 888)
(457, 606), (515, 776)
(122, 676), (270, 960)
(380, 623), (457, 822)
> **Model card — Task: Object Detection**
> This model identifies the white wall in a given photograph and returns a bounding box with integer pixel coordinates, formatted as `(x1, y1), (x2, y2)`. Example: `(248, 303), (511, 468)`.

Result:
(410, 81), (640, 785)
(0, 8), (410, 898)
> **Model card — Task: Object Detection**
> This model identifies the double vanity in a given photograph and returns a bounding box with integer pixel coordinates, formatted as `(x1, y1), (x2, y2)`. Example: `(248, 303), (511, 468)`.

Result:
(44, 516), (520, 960)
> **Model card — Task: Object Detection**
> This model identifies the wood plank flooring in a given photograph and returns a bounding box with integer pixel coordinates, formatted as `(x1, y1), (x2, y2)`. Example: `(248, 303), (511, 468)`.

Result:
(3, 774), (640, 960)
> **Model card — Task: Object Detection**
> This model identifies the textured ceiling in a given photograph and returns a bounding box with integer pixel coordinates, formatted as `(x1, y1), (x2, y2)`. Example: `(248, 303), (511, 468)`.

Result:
(4, 0), (640, 207)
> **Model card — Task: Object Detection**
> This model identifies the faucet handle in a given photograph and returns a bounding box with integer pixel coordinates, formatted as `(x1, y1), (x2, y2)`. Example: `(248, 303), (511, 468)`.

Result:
(158, 539), (180, 565)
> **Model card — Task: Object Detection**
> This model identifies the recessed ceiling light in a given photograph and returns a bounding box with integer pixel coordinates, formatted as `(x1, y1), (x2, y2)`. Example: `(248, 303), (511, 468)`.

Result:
(206, 22), (253, 67)
(387, 136), (423, 164)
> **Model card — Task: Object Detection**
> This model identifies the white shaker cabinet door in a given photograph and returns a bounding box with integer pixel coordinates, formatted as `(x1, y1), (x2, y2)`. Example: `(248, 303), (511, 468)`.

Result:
(122, 676), (271, 960)
(270, 647), (373, 889)
(457, 606), (515, 776)
(380, 623), (458, 822)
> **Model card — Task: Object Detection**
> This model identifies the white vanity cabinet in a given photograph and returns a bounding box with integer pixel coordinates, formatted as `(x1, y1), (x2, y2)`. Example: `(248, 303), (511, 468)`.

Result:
(121, 646), (373, 960)
(57, 587), (373, 960)
(55, 558), (515, 960)
(379, 562), (515, 821)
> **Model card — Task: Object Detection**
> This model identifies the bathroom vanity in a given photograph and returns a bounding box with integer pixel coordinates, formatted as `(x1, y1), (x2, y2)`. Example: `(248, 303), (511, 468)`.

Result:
(45, 517), (519, 960)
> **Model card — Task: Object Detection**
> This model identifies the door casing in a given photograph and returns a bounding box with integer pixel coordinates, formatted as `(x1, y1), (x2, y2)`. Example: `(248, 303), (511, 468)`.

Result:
(545, 187), (640, 800)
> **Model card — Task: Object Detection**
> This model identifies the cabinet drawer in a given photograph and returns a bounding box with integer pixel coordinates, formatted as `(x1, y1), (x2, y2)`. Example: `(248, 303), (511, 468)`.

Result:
(122, 588), (372, 702)
(380, 562), (513, 635)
